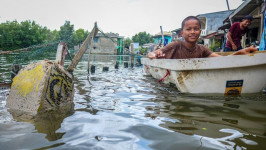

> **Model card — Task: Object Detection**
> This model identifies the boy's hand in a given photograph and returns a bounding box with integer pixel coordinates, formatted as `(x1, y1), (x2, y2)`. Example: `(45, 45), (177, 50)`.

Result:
(245, 46), (258, 53)
(147, 49), (165, 59)
(233, 46), (258, 55)
(147, 51), (157, 59)
(232, 44), (237, 51)
(156, 49), (165, 58)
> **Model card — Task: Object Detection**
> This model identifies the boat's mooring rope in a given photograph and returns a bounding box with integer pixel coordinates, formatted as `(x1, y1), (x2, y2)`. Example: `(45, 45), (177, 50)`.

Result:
(158, 69), (170, 83)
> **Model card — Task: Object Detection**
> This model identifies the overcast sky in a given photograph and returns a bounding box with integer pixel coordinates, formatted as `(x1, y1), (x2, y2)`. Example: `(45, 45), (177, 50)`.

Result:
(0, 0), (243, 37)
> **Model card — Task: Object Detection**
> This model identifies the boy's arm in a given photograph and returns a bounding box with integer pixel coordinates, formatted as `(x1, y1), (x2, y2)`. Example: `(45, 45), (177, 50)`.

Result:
(208, 46), (257, 58)
(227, 32), (237, 51)
(231, 46), (257, 55)
(147, 42), (178, 59)
(147, 50), (158, 59)
(208, 53), (221, 57)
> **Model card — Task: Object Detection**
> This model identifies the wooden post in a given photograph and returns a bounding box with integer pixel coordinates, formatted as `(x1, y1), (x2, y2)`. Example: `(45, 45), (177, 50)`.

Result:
(87, 35), (95, 73)
(226, 0), (230, 10)
(115, 62), (119, 69)
(90, 65), (96, 74)
(55, 42), (68, 66)
(131, 54), (134, 67)
(124, 62), (128, 68)
(103, 67), (109, 72)
(160, 26), (165, 47)
(67, 22), (98, 72)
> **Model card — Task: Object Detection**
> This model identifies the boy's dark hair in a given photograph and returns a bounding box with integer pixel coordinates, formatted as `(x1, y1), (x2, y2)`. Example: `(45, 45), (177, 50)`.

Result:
(181, 16), (201, 30)
(243, 15), (253, 21)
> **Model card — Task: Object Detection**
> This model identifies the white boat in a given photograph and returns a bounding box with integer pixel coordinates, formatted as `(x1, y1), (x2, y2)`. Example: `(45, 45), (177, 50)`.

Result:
(141, 51), (266, 94)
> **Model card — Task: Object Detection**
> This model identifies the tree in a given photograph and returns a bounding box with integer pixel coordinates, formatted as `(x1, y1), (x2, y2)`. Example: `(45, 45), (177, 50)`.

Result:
(59, 21), (75, 48)
(73, 28), (88, 47)
(139, 46), (148, 55)
(0, 20), (51, 50)
(45, 29), (59, 43)
(0, 21), (20, 50)
(132, 31), (154, 46)
(19, 20), (44, 47)
(123, 37), (133, 49)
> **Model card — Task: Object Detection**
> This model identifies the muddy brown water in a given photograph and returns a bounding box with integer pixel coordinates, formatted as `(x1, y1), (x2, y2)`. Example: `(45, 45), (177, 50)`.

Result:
(0, 53), (266, 150)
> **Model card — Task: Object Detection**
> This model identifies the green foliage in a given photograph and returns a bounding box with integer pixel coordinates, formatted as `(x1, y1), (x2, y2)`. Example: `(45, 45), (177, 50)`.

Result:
(59, 21), (75, 48)
(123, 37), (133, 49)
(0, 19), (125, 51)
(45, 29), (59, 43)
(0, 20), (51, 50)
(73, 28), (89, 47)
(139, 46), (148, 55)
(209, 40), (221, 51)
(132, 31), (154, 46)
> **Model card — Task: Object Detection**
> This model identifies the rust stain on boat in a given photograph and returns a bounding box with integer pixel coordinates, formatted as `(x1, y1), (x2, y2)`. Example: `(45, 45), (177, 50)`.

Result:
(177, 71), (192, 91)
(182, 71), (191, 79)
(144, 65), (149, 70)
(177, 75), (184, 86)
(179, 59), (206, 70)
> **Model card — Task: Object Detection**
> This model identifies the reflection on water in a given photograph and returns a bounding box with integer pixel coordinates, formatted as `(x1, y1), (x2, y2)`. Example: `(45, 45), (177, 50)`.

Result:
(33, 104), (74, 141)
(0, 53), (266, 150)
(153, 95), (266, 137)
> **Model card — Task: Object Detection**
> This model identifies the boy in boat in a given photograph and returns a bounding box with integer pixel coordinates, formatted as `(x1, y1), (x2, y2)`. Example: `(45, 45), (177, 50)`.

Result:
(225, 15), (253, 52)
(147, 16), (257, 59)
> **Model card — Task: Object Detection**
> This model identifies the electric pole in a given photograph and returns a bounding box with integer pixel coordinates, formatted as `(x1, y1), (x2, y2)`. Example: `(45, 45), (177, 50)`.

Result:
(226, 0), (230, 10)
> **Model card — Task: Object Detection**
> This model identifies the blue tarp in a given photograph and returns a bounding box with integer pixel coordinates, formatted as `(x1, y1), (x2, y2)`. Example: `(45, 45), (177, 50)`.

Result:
(259, 10), (266, 51)
(164, 38), (168, 46)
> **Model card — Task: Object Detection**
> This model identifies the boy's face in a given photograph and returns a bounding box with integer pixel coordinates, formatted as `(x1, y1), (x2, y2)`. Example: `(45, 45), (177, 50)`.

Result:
(181, 19), (201, 43)
(242, 19), (251, 28)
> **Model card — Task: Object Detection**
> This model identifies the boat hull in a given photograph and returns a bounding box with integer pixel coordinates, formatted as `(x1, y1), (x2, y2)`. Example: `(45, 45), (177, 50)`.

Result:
(142, 52), (266, 94)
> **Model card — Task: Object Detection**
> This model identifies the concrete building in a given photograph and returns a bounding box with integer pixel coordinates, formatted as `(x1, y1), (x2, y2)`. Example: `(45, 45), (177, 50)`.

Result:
(129, 43), (139, 54)
(152, 31), (172, 46)
(197, 10), (234, 48)
(171, 28), (182, 41)
(143, 43), (156, 53)
(90, 33), (124, 54)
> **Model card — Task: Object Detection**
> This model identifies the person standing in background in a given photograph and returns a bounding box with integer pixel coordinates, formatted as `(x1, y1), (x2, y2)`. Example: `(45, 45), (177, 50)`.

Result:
(224, 15), (253, 52)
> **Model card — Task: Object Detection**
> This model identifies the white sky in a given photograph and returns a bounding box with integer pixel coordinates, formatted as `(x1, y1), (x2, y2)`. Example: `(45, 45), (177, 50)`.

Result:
(0, 0), (243, 37)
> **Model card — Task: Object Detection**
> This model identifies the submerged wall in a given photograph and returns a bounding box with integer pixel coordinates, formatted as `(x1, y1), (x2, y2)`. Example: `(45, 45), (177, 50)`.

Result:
(6, 60), (74, 119)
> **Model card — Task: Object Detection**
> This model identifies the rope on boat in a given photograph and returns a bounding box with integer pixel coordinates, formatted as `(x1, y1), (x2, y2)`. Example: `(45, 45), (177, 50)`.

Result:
(158, 69), (170, 83)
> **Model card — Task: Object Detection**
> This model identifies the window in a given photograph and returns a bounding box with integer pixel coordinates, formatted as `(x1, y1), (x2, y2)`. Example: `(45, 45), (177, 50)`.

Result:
(94, 37), (98, 43)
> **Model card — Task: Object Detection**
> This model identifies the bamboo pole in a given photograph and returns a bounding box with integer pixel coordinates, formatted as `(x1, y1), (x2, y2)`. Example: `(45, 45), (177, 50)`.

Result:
(87, 34), (95, 73)
(67, 22), (98, 72)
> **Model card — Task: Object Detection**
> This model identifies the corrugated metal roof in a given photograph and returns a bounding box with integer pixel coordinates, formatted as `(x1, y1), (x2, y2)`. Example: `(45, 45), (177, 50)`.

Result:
(203, 32), (224, 39)
(96, 33), (119, 38)
(153, 31), (172, 37)
(223, 0), (263, 23)
(218, 23), (231, 30)
(197, 10), (235, 17)
(171, 28), (181, 32)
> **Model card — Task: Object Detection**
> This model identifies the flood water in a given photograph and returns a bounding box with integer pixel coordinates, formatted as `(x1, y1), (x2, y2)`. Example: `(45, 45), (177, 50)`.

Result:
(0, 51), (266, 150)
